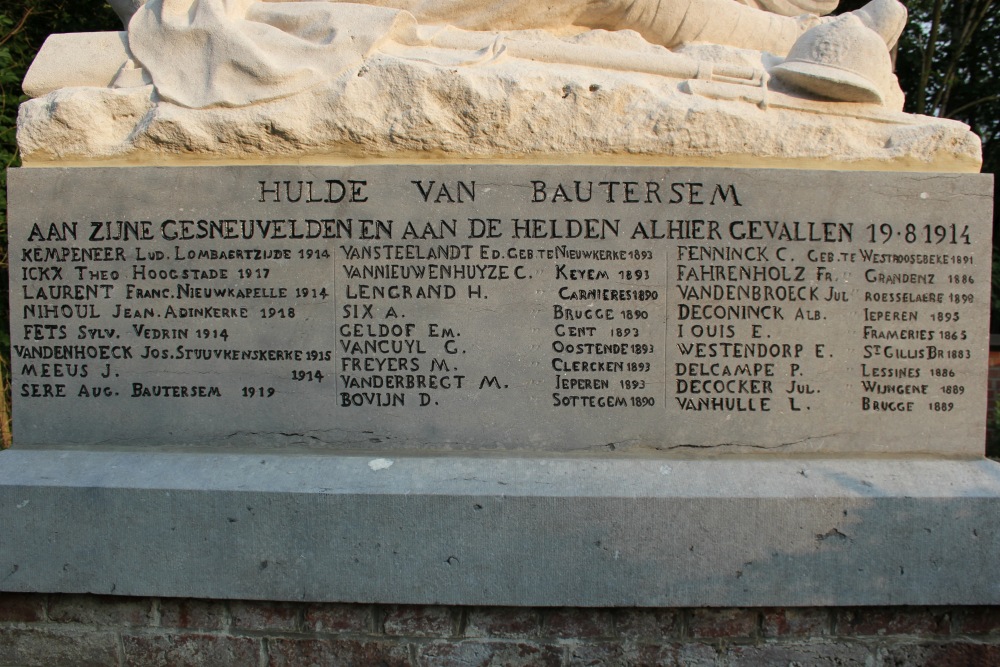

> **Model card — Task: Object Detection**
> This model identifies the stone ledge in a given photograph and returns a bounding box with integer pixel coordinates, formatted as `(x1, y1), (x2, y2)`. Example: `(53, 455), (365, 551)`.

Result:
(2, 449), (999, 606)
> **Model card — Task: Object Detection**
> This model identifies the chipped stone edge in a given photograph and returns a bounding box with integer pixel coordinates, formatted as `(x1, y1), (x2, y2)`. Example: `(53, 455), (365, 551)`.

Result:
(2, 449), (1000, 606)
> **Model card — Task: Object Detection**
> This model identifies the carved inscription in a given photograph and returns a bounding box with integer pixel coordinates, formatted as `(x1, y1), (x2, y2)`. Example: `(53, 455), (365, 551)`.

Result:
(8, 167), (992, 455)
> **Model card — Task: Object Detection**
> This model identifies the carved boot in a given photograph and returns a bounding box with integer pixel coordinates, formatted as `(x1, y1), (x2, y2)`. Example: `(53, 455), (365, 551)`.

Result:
(851, 0), (907, 48)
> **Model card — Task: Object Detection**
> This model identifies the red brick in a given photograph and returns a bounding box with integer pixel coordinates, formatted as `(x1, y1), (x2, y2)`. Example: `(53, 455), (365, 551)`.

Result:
(465, 607), (540, 639)
(567, 642), (624, 666)
(615, 609), (682, 641)
(303, 603), (372, 634)
(122, 632), (259, 667)
(417, 640), (562, 667)
(726, 641), (873, 666)
(158, 598), (225, 630)
(881, 641), (1000, 667)
(543, 608), (614, 639)
(837, 607), (950, 637)
(0, 593), (46, 623)
(230, 600), (299, 631)
(48, 594), (152, 626)
(0, 627), (118, 667)
(761, 608), (830, 637)
(268, 638), (412, 666)
(626, 643), (718, 667)
(956, 607), (1000, 636)
(383, 605), (454, 637)
(689, 608), (757, 640)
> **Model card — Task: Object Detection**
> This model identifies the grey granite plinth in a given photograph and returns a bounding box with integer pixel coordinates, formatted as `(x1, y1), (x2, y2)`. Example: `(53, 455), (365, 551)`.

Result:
(2, 449), (999, 606)
(9, 166), (995, 457)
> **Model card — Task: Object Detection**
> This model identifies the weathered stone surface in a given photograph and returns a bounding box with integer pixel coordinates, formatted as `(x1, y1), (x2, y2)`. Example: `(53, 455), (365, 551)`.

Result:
(21, 32), (132, 98)
(2, 451), (1000, 606)
(7, 166), (993, 456)
(17, 49), (980, 170)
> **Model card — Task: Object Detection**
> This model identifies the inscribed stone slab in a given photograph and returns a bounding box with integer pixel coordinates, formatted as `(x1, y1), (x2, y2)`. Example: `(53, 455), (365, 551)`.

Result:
(7, 166), (993, 455)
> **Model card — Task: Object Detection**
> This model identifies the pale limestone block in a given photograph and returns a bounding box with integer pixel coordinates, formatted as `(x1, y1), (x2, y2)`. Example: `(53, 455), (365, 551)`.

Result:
(17, 50), (981, 171)
(13, 9), (981, 170)
(22, 32), (131, 98)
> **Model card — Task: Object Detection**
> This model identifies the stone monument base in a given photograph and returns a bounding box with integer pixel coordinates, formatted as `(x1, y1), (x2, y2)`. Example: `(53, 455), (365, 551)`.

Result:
(2, 450), (999, 605)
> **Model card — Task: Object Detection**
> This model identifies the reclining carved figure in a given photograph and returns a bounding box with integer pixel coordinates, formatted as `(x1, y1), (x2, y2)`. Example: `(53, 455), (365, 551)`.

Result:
(110, 0), (905, 52)
(106, 0), (907, 108)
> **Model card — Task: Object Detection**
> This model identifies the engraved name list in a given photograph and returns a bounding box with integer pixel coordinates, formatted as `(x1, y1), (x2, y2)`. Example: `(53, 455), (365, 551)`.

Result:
(8, 166), (991, 455)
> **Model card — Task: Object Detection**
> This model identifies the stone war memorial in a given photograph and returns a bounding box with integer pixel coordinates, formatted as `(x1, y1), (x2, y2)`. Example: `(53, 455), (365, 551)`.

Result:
(2, 0), (999, 661)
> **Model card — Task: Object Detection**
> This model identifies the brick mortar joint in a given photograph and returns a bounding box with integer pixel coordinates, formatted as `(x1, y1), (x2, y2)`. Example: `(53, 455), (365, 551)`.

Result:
(5, 619), (998, 643)
(8, 597), (1000, 639)
(0, 622), (968, 647)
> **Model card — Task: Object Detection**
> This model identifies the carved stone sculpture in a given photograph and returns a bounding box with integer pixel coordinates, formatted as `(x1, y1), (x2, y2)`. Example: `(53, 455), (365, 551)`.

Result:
(14, 0), (981, 169)
(113, 0), (906, 108)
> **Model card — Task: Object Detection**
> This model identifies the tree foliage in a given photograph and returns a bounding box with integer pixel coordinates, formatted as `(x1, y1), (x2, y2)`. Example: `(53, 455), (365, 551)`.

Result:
(0, 1), (118, 445)
(896, 0), (1000, 173)
(0, 1), (998, 446)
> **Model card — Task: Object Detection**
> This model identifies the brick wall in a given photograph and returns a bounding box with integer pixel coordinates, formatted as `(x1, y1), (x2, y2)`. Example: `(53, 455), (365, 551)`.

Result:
(2, 595), (1000, 666)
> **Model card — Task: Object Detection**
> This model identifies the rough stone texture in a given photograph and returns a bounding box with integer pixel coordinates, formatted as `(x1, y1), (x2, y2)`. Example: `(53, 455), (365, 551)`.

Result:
(16, 40), (981, 171)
